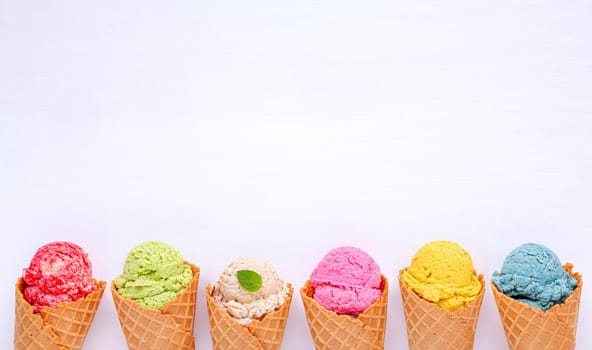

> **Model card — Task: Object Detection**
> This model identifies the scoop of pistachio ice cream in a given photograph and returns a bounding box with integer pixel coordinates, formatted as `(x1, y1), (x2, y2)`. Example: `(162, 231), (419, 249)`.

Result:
(114, 241), (193, 310)
(212, 257), (289, 325)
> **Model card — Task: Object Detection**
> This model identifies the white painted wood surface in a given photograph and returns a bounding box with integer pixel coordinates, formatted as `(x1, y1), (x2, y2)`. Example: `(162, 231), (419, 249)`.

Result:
(1, 1), (590, 348)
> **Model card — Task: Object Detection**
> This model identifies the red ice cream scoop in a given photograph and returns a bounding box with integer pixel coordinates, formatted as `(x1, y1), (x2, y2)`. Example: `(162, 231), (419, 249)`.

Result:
(23, 241), (97, 312)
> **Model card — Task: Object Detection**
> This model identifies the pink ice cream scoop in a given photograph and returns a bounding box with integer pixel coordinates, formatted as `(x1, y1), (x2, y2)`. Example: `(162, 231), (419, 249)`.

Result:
(23, 241), (97, 312)
(310, 246), (382, 315)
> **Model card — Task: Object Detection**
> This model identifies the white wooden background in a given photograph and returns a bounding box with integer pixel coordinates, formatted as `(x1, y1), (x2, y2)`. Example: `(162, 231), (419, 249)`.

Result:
(1, 1), (591, 349)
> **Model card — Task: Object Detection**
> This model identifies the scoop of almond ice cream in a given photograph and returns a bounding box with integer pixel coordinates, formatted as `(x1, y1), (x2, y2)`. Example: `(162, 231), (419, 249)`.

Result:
(212, 256), (289, 325)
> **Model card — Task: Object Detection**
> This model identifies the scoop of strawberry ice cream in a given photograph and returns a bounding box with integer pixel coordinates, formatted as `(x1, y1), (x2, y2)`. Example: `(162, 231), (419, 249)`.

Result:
(310, 246), (382, 315)
(22, 241), (97, 312)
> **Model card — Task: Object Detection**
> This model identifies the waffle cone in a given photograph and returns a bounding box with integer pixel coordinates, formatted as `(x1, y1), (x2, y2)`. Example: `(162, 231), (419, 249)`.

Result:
(398, 270), (485, 350)
(491, 263), (582, 350)
(14, 278), (106, 350)
(300, 275), (389, 350)
(205, 283), (293, 350)
(111, 262), (200, 350)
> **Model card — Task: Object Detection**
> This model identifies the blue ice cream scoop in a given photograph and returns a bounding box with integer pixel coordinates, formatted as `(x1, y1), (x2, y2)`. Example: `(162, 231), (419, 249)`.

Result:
(493, 243), (577, 311)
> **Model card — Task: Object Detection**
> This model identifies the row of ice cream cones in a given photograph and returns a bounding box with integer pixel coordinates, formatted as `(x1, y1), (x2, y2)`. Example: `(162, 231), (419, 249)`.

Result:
(15, 265), (582, 350)
(14, 240), (584, 350)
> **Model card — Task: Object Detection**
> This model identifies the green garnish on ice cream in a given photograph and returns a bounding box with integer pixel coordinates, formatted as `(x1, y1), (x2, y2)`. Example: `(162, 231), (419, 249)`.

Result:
(237, 270), (263, 292)
(114, 241), (193, 309)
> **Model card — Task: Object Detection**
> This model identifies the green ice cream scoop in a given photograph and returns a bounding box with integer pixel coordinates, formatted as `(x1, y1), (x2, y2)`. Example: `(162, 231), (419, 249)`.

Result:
(115, 241), (193, 309)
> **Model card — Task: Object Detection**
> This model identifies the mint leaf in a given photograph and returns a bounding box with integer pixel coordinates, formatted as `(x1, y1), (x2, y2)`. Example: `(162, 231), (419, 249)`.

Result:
(237, 270), (262, 292)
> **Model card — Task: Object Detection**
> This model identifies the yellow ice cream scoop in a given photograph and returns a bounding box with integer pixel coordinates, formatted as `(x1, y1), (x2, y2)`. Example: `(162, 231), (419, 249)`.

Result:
(401, 240), (482, 311)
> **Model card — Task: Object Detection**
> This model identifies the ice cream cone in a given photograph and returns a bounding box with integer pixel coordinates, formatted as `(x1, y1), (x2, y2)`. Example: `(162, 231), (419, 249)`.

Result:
(111, 262), (200, 350)
(205, 283), (293, 350)
(491, 263), (582, 350)
(398, 270), (485, 350)
(300, 275), (388, 350)
(14, 278), (106, 350)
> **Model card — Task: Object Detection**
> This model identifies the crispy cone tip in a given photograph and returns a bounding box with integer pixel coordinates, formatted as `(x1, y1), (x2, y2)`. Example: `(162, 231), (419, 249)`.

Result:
(14, 278), (106, 350)
(300, 275), (389, 350)
(111, 262), (200, 350)
(398, 270), (485, 350)
(491, 263), (582, 350)
(205, 283), (293, 350)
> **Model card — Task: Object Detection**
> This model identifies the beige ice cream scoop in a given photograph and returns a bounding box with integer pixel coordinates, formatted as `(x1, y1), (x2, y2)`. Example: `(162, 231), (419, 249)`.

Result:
(212, 257), (290, 325)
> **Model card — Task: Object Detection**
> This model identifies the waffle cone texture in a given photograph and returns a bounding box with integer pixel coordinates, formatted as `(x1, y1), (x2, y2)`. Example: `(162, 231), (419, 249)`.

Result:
(205, 283), (293, 350)
(111, 262), (200, 350)
(14, 278), (106, 350)
(300, 275), (389, 350)
(398, 270), (485, 350)
(491, 263), (582, 350)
